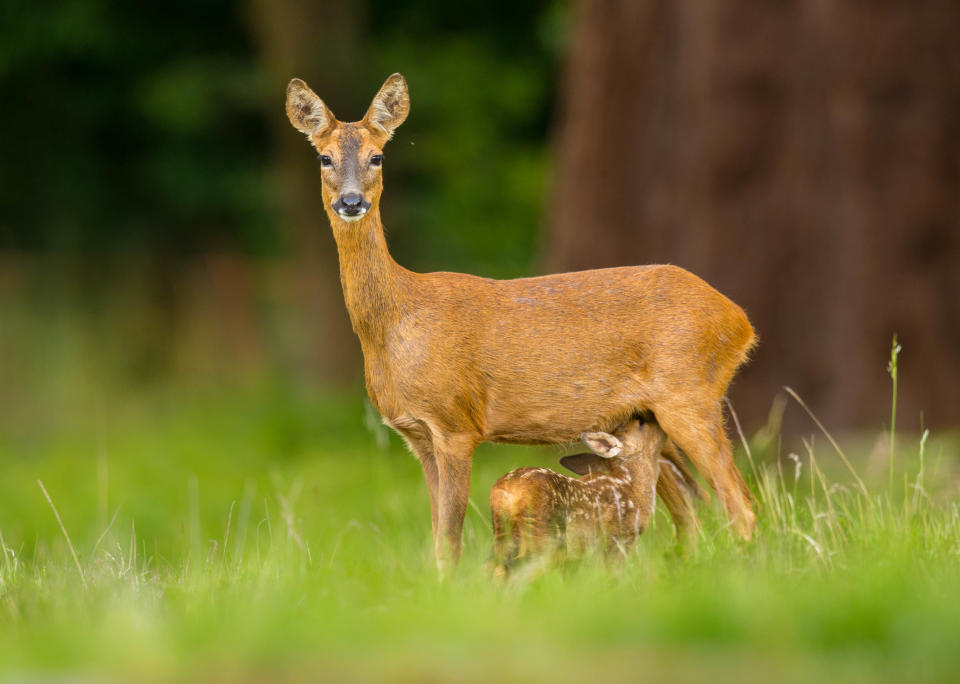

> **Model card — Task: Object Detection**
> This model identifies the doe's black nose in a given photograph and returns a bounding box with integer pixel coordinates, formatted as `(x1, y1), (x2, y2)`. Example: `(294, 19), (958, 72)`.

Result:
(340, 193), (363, 208)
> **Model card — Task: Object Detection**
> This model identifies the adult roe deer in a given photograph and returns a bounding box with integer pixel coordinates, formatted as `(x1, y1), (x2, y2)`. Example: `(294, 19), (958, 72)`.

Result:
(490, 417), (666, 574)
(284, 73), (757, 574)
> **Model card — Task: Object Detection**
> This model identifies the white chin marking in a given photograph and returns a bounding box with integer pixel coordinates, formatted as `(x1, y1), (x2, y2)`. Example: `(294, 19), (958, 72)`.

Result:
(337, 211), (366, 223)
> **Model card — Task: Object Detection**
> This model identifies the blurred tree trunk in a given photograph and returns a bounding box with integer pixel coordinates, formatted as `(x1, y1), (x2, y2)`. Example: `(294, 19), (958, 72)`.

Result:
(248, 0), (366, 383)
(548, 0), (960, 431)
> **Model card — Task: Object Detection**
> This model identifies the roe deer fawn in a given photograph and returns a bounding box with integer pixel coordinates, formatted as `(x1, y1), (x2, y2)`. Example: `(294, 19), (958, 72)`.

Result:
(490, 417), (666, 573)
(285, 73), (756, 574)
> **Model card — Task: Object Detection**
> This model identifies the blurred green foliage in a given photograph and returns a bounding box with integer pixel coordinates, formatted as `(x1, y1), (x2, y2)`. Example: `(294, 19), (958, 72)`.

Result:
(0, 0), (270, 252)
(367, 0), (567, 277)
(0, 0), (566, 276)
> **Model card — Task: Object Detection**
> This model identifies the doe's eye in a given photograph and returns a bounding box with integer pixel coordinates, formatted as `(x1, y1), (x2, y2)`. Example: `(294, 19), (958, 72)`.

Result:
(370, 154), (383, 167)
(317, 154), (332, 167)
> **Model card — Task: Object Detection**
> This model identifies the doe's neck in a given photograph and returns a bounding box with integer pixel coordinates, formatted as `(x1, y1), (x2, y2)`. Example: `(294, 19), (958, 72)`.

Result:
(327, 207), (407, 342)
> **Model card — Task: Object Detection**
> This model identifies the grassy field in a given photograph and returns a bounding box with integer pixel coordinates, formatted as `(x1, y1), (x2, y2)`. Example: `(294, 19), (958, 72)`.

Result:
(2, 370), (959, 682)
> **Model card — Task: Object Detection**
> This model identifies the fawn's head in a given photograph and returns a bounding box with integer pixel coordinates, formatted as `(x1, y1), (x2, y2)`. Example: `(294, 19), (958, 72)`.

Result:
(561, 418), (665, 475)
(591, 418), (664, 458)
(285, 74), (409, 223)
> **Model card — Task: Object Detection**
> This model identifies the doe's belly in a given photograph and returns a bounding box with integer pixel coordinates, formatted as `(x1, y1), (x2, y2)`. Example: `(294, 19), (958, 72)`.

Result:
(481, 376), (650, 444)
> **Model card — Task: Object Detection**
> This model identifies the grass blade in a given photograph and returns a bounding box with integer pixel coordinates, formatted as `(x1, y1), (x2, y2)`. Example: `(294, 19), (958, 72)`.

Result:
(37, 480), (87, 590)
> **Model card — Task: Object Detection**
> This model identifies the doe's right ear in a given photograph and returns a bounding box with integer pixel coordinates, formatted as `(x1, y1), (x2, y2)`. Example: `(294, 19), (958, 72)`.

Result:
(286, 78), (335, 136)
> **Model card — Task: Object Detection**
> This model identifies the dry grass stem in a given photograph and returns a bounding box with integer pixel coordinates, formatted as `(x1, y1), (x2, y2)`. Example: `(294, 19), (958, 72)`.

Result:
(724, 397), (760, 488)
(783, 386), (867, 495)
(37, 479), (87, 589)
(91, 506), (122, 558)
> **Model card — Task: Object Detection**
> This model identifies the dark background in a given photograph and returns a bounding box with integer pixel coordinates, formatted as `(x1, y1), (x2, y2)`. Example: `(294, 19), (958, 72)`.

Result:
(1, 0), (957, 433)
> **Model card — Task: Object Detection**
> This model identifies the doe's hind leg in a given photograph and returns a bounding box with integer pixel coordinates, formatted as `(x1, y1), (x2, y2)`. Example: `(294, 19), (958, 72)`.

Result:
(656, 440), (703, 547)
(655, 403), (755, 540)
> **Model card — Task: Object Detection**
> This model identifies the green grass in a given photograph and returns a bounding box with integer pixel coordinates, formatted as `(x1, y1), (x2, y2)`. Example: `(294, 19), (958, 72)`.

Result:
(1, 379), (959, 682)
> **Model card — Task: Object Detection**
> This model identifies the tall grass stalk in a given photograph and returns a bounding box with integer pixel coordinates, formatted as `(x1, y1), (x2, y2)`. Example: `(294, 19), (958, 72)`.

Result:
(887, 335), (902, 497)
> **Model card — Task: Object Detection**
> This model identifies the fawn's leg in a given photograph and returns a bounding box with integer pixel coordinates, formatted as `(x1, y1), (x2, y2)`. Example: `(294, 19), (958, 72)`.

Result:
(655, 402), (756, 540)
(489, 489), (518, 574)
(520, 514), (555, 560)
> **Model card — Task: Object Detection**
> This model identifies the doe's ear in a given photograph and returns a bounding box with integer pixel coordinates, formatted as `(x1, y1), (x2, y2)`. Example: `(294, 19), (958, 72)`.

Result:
(560, 453), (615, 477)
(580, 431), (623, 459)
(363, 73), (409, 139)
(286, 78), (335, 136)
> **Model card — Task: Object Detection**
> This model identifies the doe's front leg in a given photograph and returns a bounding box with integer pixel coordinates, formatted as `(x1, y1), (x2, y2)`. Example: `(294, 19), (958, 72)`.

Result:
(396, 427), (440, 540)
(433, 432), (478, 577)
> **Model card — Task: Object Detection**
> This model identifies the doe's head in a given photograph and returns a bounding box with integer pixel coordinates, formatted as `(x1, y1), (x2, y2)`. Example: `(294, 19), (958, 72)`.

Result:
(285, 73), (409, 223)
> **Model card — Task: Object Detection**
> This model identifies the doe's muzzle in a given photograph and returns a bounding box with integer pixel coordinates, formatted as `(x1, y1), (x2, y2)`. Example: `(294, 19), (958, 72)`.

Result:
(333, 192), (370, 219)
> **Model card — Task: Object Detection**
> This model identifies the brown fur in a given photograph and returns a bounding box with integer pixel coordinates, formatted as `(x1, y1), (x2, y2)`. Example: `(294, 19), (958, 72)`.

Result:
(285, 74), (757, 574)
(491, 419), (665, 573)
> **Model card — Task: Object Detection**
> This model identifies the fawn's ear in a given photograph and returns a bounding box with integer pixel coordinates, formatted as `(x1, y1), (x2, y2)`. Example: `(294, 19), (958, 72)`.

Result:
(286, 78), (336, 136)
(560, 453), (615, 476)
(363, 73), (409, 139)
(580, 431), (623, 458)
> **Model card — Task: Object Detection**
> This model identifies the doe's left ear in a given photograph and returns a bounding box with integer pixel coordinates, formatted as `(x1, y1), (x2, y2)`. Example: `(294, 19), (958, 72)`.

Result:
(580, 431), (623, 459)
(363, 73), (410, 139)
